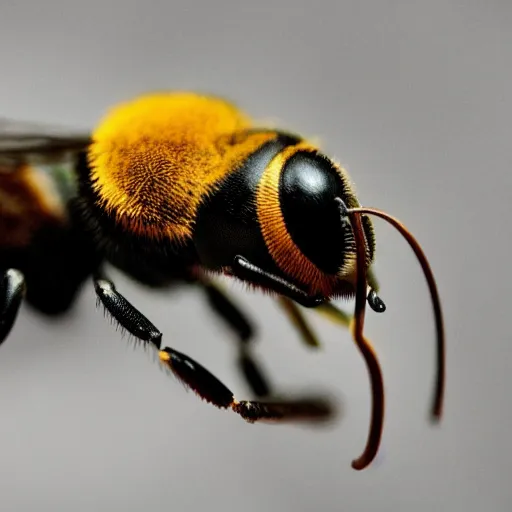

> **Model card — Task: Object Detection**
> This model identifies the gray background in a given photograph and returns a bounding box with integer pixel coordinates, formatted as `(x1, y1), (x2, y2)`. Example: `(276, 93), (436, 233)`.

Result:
(0, 1), (510, 511)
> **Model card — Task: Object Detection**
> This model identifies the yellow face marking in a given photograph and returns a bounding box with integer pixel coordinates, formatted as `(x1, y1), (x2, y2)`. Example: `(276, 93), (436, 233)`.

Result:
(256, 142), (341, 297)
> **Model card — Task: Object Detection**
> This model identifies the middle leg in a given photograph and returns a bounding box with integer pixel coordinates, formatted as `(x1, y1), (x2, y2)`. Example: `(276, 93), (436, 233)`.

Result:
(199, 277), (271, 398)
(200, 276), (354, 398)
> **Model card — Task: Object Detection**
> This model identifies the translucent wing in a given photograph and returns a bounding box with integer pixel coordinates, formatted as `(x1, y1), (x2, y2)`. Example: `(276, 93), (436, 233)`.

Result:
(0, 117), (91, 167)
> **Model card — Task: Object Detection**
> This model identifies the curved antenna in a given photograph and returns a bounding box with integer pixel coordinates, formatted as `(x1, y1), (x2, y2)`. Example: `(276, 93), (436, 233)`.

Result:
(342, 203), (385, 470)
(347, 206), (445, 421)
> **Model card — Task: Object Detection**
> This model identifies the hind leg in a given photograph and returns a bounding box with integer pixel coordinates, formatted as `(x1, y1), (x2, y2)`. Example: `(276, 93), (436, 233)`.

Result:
(0, 269), (26, 345)
(0, 215), (101, 344)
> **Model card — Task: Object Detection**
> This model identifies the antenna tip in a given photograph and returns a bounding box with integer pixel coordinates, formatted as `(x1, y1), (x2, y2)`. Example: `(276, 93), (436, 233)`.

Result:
(430, 407), (443, 424)
(351, 459), (366, 471)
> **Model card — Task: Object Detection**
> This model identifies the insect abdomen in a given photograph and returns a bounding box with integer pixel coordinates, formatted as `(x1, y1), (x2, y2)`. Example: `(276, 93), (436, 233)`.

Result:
(0, 161), (76, 250)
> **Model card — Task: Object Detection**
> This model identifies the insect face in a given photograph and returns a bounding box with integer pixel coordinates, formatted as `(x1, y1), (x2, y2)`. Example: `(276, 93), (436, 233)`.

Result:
(255, 145), (375, 300)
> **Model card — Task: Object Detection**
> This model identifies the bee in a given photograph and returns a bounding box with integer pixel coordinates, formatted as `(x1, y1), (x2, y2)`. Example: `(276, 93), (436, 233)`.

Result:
(0, 92), (445, 470)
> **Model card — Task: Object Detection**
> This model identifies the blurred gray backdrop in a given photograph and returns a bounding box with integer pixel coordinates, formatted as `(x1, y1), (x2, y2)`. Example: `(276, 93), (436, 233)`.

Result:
(0, 1), (510, 511)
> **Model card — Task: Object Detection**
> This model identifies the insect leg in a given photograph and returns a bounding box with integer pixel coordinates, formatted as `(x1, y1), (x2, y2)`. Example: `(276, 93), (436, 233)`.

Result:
(94, 275), (162, 347)
(312, 302), (352, 329)
(0, 269), (26, 345)
(276, 296), (322, 348)
(199, 279), (271, 398)
(93, 274), (333, 423)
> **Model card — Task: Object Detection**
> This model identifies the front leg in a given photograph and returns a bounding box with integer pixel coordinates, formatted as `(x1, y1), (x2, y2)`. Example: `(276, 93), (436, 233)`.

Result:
(93, 274), (332, 423)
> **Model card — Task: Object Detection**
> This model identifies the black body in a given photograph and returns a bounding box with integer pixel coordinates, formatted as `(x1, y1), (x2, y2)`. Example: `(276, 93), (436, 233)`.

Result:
(0, 147), (345, 424)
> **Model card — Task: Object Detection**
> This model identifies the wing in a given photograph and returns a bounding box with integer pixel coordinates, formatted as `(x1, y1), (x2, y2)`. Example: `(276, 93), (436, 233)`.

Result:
(0, 117), (91, 168)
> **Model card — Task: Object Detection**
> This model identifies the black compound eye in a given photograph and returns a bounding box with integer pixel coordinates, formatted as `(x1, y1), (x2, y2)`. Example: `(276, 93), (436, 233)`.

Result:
(279, 152), (351, 275)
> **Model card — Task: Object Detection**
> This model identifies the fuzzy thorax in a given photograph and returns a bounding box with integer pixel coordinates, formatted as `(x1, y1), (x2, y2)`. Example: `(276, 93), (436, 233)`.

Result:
(87, 92), (268, 243)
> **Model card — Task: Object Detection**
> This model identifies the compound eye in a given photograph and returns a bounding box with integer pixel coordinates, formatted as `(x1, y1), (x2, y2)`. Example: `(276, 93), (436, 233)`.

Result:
(279, 152), (351, 275)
